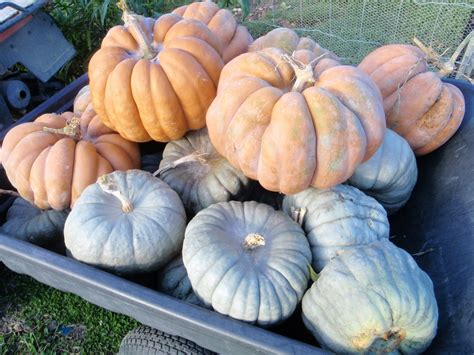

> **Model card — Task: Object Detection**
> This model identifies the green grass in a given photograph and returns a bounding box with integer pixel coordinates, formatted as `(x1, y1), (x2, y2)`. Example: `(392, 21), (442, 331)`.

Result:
(0, 265), (139, 354)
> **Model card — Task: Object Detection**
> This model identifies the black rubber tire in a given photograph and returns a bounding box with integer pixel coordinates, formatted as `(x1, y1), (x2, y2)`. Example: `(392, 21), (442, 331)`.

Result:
(118, 326), (215, 355)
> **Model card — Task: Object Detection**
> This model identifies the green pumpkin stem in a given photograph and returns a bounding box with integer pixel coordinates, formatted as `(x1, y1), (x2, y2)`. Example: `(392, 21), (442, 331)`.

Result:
(97, 174), (133, 213)
(154, 151), (209, 176)
(308, 264), (319, 282)
(244, 233), (265, 250)
(43, 117), (82, 140)
(117, 0), (156, 60)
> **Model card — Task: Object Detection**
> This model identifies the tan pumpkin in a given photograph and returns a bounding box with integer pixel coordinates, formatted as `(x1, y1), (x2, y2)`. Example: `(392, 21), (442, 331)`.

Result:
(249, 27), (340, 76)
(172, 1), (253, 63)
(88, 4), (225, 142)
(206, 47), (386, 194)
(73, 85), (91, 115)
(0, 108), (140, 210)
(358, 44), (465, 155)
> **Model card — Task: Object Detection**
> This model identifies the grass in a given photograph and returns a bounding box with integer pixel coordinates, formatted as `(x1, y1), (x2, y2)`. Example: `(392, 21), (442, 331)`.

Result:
(0, 264), (139, 354)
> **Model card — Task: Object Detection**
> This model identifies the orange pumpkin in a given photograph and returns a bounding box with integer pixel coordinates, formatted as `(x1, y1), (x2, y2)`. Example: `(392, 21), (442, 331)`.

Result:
(358, 44), (465, 155)
(88, 5), (225, 142)
(0, 107), (140, 210)
(249, 27), (340, 76)
(206, 48), (386, 194)
(73, 85), (91, 116)
(172, 1), (253, 63)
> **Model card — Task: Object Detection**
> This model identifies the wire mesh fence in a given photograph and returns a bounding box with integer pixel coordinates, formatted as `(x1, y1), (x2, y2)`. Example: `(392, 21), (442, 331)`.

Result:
(243, 0), (473, 80)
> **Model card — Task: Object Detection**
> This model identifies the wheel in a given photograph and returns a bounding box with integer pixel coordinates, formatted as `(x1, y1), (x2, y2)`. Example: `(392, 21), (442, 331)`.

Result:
(118, 326), (214, 355)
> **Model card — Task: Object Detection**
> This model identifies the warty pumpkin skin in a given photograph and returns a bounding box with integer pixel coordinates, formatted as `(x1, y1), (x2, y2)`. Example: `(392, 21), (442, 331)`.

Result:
(249, 27), (340, 75)
(206, 47), (386, 194)
(156, 254), (205, 307)
(1, 197), (68, 246)
(348, 129), (417, 213)
(157, 127), (252, 216)
(0, 109), (140, 210)
(88, 7), (225, 142)
(282, 184), (389, 272)
(172, 1), (253, 63)
(183, 201), (312, 326)
(358, 44), (465, 155)
(302, 240), (438, 353)
(64, 170), (186, 274)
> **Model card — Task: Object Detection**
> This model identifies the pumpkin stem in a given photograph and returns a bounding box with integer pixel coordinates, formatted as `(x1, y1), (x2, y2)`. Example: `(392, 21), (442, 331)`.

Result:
(243, 233), (265, 250)
(307, 264), (319, 282)
(367, 328), (406, 353)
(117, 0), (156, 60)
(153, 151), (209, 176)
(43, 117), (82, 140)
(0, 189), (20, 197)
(290, 207), (307, 226)
(281, 53), (315, 92)
(412, 35), (473, 77)
(97, 174), (133, 213)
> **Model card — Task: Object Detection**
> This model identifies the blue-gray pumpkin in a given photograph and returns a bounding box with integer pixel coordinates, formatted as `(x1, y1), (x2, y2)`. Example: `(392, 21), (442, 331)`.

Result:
(302, 240), (438, 353)
(282, 184), (389, 272)
(348, 129), (417, 213)
(156, 255), (205, 307)
(157, 128), (252, 216)
(1, 197), (68, 246)
(64, 170), (186, 274)
(183, 201), (312, 326)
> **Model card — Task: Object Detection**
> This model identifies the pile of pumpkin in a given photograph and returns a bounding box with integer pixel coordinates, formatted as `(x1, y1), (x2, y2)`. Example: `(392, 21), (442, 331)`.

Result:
(0, 1), (466, 353)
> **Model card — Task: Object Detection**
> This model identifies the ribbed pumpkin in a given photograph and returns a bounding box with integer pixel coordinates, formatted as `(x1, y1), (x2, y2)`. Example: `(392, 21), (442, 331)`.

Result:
(206, 47), (386, 194)
(348, 129), (417, 213)
(156, 254), (205, 307)
(183, 201), (312, 326)
(88, 4), (225, 142)
(0, 109), (140, 210)
(282, 185), (389, 271)
(1, 197), (68, 246)
(249, 27), (340, 76)
(302, 240), (438, 353)
(172, 1), (252, 63)
(157, 128), (252, 216)
(65, 170), (186, 274)
(358, 44), (465, 155)
(73, 85), (91, 115)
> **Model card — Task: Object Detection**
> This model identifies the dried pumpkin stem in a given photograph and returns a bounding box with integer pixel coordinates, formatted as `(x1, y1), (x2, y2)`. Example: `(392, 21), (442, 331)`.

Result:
(117, 0), (156, 60)
(43, 117), (82, 140)
(290, 206), (307, 226)
(97, 174), (133, 213)
(367, 328), (406, 353)
(413, 37), (456, 77)
(0, 189), (20, 197)
(243, 233), (265, 250)
(153, 152), (209, 176)
(281, 53), (315, 92)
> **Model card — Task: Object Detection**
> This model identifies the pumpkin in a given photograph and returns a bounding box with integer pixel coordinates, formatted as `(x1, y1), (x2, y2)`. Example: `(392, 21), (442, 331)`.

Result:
(282, 184), (389, 272)
(302, 240), (438, 353)
(183, 200), (312, 326)
(206, 47), (386, 194)
(64, 170), (186, 274)
(73, 85), (91, 115)
(358, 44), (465, 155)
(172, 1), (252, 63)
(348, 129), (417, 213)
(249, 27), (340, 75)
(156, 254), (205, 307)
(157, 128), (252, 216)
(1, 197), (68, 246)
(88, 3), (226, 143)
(0, 109), (140, 210)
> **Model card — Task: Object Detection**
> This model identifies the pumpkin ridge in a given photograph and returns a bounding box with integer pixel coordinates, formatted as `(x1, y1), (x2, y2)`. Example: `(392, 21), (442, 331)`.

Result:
(210, 258), (245, 313)
(260, 266), (294, 317)
(265, 262), (301, 300)
(198, 253), (240, 297)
